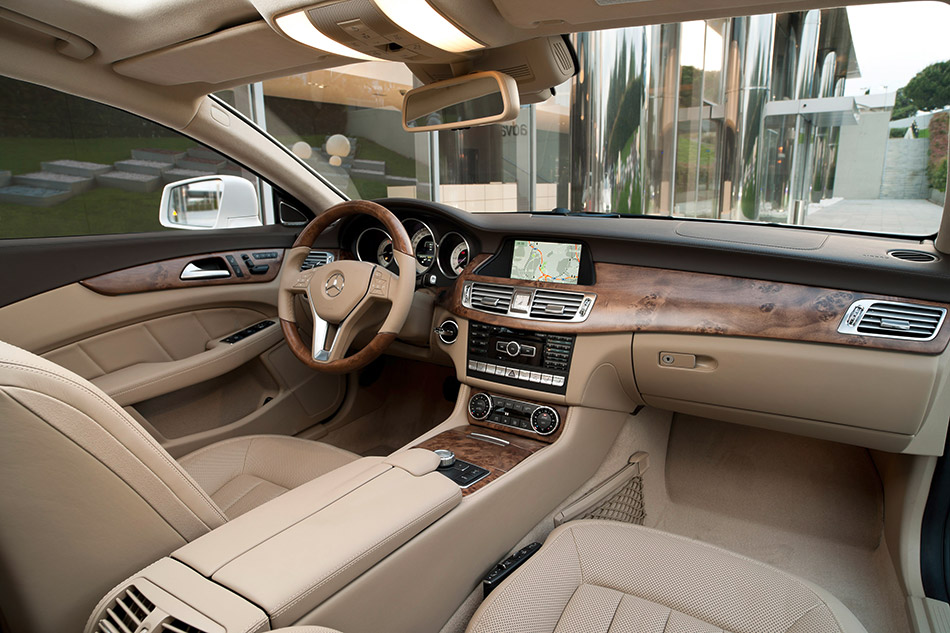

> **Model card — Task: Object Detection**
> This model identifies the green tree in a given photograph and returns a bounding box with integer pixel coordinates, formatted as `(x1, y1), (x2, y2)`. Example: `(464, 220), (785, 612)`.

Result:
(892, 60), (950, 120)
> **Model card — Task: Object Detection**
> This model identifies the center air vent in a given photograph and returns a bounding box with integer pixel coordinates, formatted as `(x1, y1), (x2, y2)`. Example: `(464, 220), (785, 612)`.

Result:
(530, 289), (586, 320)
(300, 250), (334, 270)
(887, 249), (939, 263)
(463, 281), (596, 322)
(97, 586), (155, 633)
(469, 282), (514, 314)
(838, 300), (947, 341)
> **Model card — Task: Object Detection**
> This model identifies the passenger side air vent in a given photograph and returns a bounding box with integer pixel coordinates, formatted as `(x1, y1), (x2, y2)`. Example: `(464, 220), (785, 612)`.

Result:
(469, 282), (514, 314)
(530, 289), (585, 320)
(838, 300), (947, 341)
(887, 249), (939, 263)
(97, 586), (155, 633)
(161, 618), (208, 633)
(300, 250), (334, 270)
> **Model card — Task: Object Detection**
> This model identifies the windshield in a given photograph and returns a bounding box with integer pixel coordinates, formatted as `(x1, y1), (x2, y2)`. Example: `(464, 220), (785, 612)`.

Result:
(218, 1), (949, 236)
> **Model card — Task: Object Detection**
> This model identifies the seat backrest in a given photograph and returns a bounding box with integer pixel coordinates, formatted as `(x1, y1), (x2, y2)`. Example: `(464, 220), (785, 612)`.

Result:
(0, 340), (227, 633)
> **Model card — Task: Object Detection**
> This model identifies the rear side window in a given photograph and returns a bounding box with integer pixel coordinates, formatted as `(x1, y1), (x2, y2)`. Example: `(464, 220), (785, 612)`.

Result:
(0, 76), (260, 239)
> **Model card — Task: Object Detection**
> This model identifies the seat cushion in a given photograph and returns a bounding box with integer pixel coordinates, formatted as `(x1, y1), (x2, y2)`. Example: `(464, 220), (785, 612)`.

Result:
(467, 520), (868, 633)
(179, 435), (359, 519)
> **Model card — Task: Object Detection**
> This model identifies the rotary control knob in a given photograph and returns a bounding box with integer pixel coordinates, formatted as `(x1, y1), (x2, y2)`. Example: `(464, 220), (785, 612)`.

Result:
(530, 406), (560, 436)
(505, 341), (521, 357)
(433, 449), (456, 469)
(468, 393), (493, 420)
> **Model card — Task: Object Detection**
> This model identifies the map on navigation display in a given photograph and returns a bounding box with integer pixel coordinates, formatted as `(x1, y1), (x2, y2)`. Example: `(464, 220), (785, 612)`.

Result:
(510, 240), (581, 285)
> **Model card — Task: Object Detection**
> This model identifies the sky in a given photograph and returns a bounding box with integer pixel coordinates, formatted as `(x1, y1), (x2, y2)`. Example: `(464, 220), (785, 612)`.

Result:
(844, 1), (950, 96)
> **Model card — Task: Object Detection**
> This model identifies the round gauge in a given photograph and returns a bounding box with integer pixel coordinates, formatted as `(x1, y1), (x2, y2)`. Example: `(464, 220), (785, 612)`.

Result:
(355, 227), (394, 270)
(402, 218), (436, 274)
(376, 238), (393, 267)
(437, 232), (471, 279)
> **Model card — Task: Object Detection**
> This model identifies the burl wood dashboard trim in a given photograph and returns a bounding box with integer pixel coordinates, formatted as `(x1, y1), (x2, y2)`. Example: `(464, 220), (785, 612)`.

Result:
(445, 254), (950, 354)
(416, 425), (547, 495)
(81, 249), (286, 295)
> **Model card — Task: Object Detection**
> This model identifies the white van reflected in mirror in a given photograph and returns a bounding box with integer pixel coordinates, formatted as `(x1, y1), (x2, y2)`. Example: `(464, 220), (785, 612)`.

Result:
(402, 71), (520, 133)
(159, 175), (262, 230)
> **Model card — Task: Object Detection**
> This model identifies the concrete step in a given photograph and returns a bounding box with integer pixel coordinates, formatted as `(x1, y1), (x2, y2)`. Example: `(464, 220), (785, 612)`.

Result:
(163, 168), (215, 184)
(14, 171), (94, 194)
(176, 156), (226, 171)
(0, 171), (9, 187)
(385, 176), (418, 186)
(115, 159), (174, 176)
(187, 147), (226, 161)
(0, 185), (75, 206)
(352, 158), (385, 173)
(41, 159), (112, 178)
(96, 171), (162, 193)
(132, 148), (187, 163)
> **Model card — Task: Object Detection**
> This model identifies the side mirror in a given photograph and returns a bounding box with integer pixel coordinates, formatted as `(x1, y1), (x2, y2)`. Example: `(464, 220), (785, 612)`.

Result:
(402, 71), (520, 133)
(159, 175), (262, 230)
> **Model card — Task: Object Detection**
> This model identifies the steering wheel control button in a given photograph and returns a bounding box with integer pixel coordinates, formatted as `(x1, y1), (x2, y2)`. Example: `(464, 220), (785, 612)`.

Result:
(369, 269), (389, 296)
(468, 393), (493, 420)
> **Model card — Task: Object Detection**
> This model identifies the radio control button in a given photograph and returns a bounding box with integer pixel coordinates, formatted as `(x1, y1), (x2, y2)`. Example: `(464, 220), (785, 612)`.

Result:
(529, 372), (542, 383)
(541, 374), (554, 385)
(468, 360), (477, 370)
(486, 363), (496, 373)
(494, 365), (506, 376)
(518, 369), (531, 381)
(476, 362), (487, 372)
(552, 376), (565, 387)
(506, 341), (522, 357)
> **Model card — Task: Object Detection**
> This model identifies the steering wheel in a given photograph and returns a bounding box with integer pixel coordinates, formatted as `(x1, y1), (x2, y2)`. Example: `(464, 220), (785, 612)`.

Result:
(278, 200), (415, 374)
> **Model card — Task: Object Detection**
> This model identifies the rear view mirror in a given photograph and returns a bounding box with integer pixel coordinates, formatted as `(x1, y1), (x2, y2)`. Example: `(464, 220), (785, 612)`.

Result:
(159, 175), (262, 230)
(402, 71), (520, 133)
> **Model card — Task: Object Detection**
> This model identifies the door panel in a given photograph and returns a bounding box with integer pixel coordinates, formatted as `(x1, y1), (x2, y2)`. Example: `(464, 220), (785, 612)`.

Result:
(0, 242), (346, 455)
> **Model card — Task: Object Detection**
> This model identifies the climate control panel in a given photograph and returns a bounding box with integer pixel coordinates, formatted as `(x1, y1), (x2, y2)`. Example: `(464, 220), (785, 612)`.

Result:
(468, 392), (561, 437)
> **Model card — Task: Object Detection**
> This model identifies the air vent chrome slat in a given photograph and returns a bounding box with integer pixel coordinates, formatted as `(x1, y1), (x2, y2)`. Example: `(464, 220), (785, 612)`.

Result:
(838, 299), (947, 341)
(300, 250), (334, 270)
(463, 281), (596, 323)
(97, 587), (156, 633)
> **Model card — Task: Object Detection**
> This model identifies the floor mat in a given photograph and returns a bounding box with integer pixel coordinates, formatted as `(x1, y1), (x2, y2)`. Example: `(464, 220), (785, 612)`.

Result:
(648, 415), (908, 633)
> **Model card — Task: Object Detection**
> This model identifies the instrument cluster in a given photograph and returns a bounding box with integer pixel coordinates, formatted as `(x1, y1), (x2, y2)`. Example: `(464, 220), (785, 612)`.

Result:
(351, 215), (473, 283)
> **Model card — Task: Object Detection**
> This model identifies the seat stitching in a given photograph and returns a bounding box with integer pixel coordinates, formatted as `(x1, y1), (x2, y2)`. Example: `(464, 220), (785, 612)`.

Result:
(0, 361), (228, 524)
(661, 607), (673, 633)
(218, 479), (277, 514)
(550, 585), (584, 633)
(272, 493), (460, 618)
(604, 589), (624, 633)
(783, 602), (843, 633)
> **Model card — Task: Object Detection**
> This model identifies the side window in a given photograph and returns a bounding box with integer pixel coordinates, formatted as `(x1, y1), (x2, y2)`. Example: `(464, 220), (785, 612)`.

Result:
(0, 76), (262, 239)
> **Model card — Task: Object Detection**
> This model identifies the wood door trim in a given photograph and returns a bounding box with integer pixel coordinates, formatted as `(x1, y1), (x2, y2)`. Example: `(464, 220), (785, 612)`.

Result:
(443, 254), (950, 354)
(81, 249), (286, 295)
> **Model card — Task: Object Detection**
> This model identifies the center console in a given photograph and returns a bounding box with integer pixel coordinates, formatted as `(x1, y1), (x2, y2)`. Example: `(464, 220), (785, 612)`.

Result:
(466, 321), (576, 394)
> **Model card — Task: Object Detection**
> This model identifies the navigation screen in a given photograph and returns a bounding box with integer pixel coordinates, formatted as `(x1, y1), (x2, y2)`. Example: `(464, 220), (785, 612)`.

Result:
(510, 240), (582, 285)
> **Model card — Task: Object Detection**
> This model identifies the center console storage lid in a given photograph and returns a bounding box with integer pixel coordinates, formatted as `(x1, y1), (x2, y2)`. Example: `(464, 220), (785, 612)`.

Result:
(173, 449), (460, 627)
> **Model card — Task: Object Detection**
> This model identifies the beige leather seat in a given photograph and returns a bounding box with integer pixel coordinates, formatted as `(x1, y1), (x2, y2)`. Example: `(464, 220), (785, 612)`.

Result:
(467, 521), (868, 633)
(0, 340), (358, 633)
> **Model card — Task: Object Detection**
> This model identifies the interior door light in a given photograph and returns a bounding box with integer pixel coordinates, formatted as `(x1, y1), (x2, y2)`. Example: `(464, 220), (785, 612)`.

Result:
(373, 0), (484, 53)
(276, 11), (378, 61)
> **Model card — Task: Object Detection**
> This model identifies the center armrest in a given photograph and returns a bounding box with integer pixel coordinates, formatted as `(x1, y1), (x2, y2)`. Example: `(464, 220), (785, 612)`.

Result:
(172, 449), (461, 627)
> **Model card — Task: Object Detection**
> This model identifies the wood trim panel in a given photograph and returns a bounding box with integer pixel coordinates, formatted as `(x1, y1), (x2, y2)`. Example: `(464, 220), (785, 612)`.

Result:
(416, 425), (547, 495)
(443, 254), (950, 354)
(467, 390), (567, 444)
(81, 249), (286, 295)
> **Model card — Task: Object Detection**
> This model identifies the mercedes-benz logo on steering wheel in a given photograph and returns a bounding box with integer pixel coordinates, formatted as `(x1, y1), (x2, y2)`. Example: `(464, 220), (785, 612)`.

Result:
(325, 272), (345, 297)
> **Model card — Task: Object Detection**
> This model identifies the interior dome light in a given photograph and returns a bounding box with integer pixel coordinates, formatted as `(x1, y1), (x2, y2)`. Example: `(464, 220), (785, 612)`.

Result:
(276, 11), (378, 61)
(373, 0), (484, 53)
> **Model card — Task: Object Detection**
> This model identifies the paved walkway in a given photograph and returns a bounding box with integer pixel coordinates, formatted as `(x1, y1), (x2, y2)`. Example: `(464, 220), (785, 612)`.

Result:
(804, 199), (942, 235)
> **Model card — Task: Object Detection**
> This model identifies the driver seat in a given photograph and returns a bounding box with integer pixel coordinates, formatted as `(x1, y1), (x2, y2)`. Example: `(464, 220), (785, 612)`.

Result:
(0, 340), (359, 633)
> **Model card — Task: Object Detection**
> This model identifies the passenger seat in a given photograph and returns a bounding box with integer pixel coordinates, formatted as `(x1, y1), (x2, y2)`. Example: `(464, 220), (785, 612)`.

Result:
(466, 520), (868, 633)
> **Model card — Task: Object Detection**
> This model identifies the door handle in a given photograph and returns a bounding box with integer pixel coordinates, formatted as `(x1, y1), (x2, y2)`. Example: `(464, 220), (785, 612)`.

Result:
(180, 261), (231, 280)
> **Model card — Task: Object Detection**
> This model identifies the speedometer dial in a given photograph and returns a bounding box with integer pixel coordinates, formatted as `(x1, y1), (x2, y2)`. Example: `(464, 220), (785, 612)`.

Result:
(402, 218), (436, 274)
(437, 232), (471, 278)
